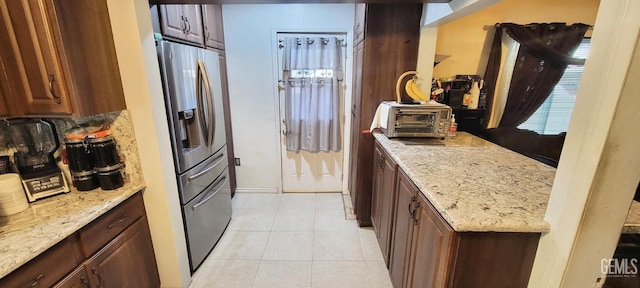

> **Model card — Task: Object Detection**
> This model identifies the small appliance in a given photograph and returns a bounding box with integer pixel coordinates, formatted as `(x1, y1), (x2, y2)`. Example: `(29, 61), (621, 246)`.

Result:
(379, 101), (452, 138)
(5, 119), (69, 202)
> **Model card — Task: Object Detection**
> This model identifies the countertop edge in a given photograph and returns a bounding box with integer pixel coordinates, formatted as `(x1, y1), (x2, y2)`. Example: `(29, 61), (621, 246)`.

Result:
(0, 182), (146, 279)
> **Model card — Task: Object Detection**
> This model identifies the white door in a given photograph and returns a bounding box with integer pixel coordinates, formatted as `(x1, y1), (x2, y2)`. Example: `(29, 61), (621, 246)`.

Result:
(277, 33), (346, 193)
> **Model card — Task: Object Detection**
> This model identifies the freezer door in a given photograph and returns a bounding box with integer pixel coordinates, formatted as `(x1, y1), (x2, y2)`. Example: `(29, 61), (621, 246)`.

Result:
(157, 41), (212, 174)
(178, 146), (228, 204)
(182, 168), (232, 271)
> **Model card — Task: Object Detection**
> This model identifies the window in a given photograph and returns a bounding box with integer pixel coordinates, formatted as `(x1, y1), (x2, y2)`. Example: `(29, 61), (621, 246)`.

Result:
(518, 38), (591, 134)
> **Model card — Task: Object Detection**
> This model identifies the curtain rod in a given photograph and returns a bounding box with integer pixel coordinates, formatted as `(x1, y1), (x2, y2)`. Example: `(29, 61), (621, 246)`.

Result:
(489, 23), (593, 30)
(278, 38), (347, 49)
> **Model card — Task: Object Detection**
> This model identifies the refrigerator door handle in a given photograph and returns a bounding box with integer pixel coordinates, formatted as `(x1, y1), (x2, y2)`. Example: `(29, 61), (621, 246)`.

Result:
(196, 60), (211, 147)
(196, 59), (216, 147)
(203, 64), (216, 147)
(187, 151), (225, 181)
(192, 175), (227, 210)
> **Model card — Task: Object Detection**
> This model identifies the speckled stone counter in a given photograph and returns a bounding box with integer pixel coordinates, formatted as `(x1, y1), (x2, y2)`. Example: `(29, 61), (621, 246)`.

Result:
(0, 109), (147, 279)
(374, 132), (555, 233)
(623, 201), (640, 234)
(0, 183), (145, 279)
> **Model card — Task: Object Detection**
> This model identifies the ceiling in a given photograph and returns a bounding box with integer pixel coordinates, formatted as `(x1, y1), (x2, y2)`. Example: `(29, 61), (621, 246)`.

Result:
(149, 0), (450, 4)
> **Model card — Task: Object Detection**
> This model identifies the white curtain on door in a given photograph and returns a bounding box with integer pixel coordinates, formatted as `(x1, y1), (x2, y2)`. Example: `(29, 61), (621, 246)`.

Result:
(283, 36), (342, 152)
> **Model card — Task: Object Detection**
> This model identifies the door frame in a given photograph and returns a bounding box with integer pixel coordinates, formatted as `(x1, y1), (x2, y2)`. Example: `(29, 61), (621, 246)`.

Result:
(270, 28), (354, 194)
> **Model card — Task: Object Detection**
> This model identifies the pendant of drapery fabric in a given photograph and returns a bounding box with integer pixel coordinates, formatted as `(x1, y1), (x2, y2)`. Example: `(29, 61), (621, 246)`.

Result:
(483, 23), (590, 128)
(282, 36), (343, 153)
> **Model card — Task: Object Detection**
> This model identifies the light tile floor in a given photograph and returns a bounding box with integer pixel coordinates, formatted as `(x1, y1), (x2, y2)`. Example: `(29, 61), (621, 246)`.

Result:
(188, 192), (394, 288)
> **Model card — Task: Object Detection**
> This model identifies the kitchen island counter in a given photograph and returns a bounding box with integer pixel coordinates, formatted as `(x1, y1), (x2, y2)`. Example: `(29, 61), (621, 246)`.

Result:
(0, 181), (145, 279)
(374, 132), (554, 233)
(375, 132), (640, 233)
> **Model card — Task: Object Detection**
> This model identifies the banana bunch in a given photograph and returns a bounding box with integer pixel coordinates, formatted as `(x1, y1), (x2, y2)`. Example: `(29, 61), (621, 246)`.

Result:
(405, 77), (430, 102)
(395, 71), (430, 103)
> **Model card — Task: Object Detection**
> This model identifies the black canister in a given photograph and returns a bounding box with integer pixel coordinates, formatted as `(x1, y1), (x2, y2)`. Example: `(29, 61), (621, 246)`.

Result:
(72, 171), (100, 191)
(97, 166), (124, 190)
(65, 139), (94, 173)
(88, 132), (120, 171)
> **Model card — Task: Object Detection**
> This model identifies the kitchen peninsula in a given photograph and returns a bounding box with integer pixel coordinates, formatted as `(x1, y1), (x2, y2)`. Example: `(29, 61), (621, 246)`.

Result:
(373, 132), (640, 287)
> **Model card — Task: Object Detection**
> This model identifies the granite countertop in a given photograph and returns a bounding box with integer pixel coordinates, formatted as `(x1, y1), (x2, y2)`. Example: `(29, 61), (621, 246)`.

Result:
(0, 181), (145, 279)
(374, 132), (555, 233)
(374, 132), (640, 234)
(623, 201), (640, 234)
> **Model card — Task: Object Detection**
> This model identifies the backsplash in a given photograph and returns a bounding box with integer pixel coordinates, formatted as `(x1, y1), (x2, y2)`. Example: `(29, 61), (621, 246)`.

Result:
(0, 110), (144, 187)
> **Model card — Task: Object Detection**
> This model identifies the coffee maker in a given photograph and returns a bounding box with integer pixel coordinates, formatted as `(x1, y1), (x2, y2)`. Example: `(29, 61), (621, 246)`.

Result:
(5, 119), (69, 202)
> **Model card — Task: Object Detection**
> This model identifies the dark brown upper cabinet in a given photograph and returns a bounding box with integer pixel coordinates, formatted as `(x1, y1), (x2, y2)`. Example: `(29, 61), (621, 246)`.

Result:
(159, 4), (204, 45)
(202, 4), (225, 50)
(0, 0), (126, 118)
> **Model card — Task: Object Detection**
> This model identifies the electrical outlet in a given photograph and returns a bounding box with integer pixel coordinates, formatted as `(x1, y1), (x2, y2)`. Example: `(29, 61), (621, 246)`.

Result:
(235, 158), (241, 166)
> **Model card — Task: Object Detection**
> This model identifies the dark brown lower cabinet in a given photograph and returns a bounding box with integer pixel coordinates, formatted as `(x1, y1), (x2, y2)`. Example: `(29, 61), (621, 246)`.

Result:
(388, 166), (540, 288)
(84, 216), (159, 288)
(409, 191), (455, 288)
(371, 141), (397, 265)
(0, 192), (160, 288)
(389, 169), (417, 288)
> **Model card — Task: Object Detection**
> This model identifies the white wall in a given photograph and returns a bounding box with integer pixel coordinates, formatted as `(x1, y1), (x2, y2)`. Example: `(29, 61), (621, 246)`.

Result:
(106, 1), (191, 287)
(223, 4), (355, 193)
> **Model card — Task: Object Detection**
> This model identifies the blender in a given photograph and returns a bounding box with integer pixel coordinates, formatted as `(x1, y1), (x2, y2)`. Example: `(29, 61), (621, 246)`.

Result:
(5, 119), (69, 202)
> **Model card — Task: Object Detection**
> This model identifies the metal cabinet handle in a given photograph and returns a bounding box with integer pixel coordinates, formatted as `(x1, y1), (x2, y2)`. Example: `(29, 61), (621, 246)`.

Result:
(92, 268), (101, 287)
(412, 201), (420, 225)
(80, 276), (90, 288)
(205, 26), (211, 40)
(407, 196), (414, 215)
(185, 18), (191, 33)
(107, 214), (127, 229)
(180, 16), (186, 33)
(48, 74), (61, 104)
(30, 273), (44, 287)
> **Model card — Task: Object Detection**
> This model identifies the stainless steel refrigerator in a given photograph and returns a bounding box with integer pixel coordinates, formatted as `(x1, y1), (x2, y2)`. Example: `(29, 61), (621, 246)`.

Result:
(156, 40), (232, 272)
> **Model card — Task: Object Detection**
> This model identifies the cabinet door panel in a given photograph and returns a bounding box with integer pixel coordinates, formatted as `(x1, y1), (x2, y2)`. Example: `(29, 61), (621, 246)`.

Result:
(409, 194), (455, 288)
(348, 42), (364, 203)
(202, 4), (224, 50)
(389, 170), (416, 288)
(159, 5), (185, 40)
(0, 60), (10, 117)
(371, 143), (383, 233)
(379, 148), (397, 265)
(182, 4), (203, 44)
(353, 3), (366, 44)
(85, 216), (160, 288)
(1, 0), (72, 115)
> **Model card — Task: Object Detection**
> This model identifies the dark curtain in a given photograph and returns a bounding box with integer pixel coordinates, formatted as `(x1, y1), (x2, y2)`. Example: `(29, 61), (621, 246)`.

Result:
(498, 23), (590, 128)
(482, 27), (503, 128)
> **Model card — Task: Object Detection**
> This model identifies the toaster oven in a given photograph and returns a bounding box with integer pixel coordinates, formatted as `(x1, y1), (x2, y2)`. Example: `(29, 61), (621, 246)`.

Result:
(380, 101), (452, 138)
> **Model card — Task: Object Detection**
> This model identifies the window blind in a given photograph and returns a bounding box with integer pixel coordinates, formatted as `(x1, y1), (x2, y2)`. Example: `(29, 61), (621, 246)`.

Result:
(519, 38), (591, 135)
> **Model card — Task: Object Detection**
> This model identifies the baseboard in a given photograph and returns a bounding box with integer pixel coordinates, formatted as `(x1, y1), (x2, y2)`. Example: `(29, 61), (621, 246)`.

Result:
(234, 188), (279, 194)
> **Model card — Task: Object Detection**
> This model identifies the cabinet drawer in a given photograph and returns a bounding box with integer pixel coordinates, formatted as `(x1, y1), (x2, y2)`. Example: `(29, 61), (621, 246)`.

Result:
(79, 194), (145, 257)
(52, 265), (90, 288)
(0, 237), (80, 288)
